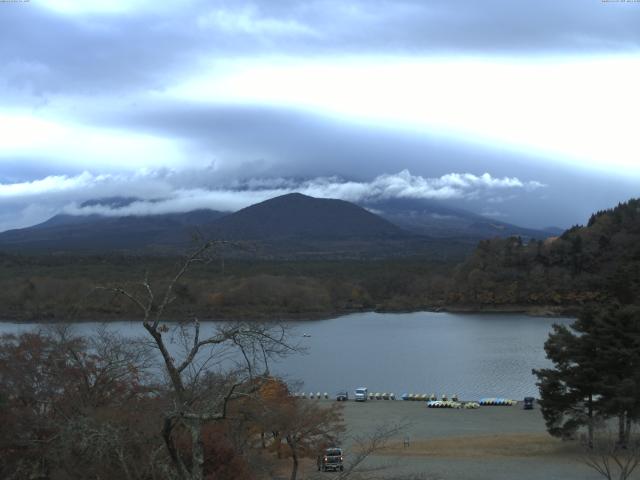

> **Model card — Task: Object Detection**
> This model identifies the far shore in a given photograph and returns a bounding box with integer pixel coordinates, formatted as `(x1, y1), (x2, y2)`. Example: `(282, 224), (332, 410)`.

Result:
(0, 303), (577, 324)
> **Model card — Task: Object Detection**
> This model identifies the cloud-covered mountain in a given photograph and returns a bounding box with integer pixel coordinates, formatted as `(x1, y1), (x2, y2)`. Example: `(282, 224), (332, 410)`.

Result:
(0, 192), (556, 257)
(0, 168), (550, 233)
(0, 193), (409, 255)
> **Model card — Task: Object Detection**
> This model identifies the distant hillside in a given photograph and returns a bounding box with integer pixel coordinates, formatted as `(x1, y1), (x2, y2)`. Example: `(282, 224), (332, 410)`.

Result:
(0, 192), (549, 259)
(208, 193), (405, 240)
(0, 210), (227, 253)
(362, 198), (553, 240)
(445, 198), (640, 311)
(0, 193), (446, 259)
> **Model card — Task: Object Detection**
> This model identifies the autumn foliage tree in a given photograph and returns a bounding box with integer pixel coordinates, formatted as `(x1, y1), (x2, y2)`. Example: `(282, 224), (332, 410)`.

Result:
(246, 378), (344, 480)
(0, 329), (161, 480)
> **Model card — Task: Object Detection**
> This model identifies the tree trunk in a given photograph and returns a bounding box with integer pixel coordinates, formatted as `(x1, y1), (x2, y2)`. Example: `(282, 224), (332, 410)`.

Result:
(286, 435), (299, 480)
(587, 394), (594, 449)
(618, 412), (626, 447)
(189, 421), (205, 480)
(163, 417), (189, 479)
(624, 413), (632, 446)
(272, 432), (282, 458)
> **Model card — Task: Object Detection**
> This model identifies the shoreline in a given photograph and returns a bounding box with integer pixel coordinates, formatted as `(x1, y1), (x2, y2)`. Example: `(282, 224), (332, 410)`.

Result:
(0, 303), (576, 324)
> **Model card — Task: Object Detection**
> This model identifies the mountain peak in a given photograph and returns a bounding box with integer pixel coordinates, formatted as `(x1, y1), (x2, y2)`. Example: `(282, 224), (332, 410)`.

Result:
(278, 192), (309, 199)
(209, 193), (405, 240)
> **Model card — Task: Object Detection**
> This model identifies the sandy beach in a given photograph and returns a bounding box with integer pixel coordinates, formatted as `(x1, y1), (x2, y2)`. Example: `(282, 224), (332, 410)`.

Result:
(298, 399), (617, 480)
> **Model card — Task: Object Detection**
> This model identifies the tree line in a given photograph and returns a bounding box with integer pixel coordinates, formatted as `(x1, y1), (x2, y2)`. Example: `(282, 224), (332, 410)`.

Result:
(447, 198), (640, 311)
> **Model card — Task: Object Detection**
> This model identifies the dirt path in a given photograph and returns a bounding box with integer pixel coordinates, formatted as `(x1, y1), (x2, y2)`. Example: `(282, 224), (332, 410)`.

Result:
(381, 432), (579, 459)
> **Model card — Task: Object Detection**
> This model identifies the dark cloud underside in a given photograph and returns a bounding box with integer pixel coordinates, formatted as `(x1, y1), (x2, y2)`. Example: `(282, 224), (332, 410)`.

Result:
(2, 0), (639, 99)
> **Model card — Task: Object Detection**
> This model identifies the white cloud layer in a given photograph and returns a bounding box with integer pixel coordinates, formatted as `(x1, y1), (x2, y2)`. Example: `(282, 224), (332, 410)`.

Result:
(197, 6), (318, 37)
(176, 56), (640, 175)
(0, 168), (544, 232)
(0, 113), (188, 172)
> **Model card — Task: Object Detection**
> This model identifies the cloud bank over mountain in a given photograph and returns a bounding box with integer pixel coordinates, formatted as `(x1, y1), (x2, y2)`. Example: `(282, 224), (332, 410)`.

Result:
(2, 0), (639, 234)
(0, 169), (545, 231)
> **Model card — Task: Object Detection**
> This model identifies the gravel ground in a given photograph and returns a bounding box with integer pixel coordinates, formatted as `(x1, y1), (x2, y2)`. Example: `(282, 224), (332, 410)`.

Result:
(298, 399), (631, 480)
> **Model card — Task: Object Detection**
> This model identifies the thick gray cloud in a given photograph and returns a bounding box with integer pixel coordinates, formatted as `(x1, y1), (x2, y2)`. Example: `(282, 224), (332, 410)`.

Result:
(1, 99), (638, 231)
(1, 0), (638, 234)
(2, 0), (639, 100)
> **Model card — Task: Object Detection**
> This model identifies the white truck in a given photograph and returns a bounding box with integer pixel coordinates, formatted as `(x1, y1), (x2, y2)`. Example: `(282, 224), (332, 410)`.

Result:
(354, 387), (368, 402)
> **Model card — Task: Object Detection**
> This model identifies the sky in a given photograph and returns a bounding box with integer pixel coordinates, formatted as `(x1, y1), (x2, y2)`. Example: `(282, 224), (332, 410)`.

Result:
(1, 0), (639, 232)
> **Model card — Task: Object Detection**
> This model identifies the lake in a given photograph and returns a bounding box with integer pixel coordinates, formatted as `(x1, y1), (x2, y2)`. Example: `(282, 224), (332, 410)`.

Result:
(0, 311), (571, 400)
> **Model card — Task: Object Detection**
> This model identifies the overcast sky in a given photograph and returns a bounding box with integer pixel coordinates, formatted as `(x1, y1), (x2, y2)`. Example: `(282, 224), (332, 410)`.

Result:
(1, 0), (639, 232)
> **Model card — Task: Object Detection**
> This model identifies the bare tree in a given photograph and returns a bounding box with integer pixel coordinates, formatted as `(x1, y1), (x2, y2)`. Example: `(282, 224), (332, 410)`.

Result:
(101, 242), (298, 480)
(302, 421), (437, 480)
(281, 400), (344, 480)
(583, 430), (640, 480)
(336, 422), (406, 480)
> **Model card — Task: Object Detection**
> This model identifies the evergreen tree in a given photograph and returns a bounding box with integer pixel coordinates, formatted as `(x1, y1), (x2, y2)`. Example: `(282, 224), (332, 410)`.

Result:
(534, 316), (601, 446)
(534, 306), (640, 447)
(589, 306), (640, 445)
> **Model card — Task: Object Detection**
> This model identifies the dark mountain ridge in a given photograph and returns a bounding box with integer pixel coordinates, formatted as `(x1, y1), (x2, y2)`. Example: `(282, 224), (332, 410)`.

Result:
(0, 193), (553, 257)
(0, 210), (227, 253)
(0, 193), (412, 256)
(363, 197), (552, 239)
(208, 193), (405, 240)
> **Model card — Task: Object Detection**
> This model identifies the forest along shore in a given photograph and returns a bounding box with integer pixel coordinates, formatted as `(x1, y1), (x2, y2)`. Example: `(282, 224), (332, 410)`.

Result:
(2, 198), (639, 322)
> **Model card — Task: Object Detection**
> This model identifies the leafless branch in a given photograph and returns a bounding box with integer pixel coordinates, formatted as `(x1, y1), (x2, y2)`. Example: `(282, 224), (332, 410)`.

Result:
(583, 431), (640, 480)
(336, 422), (409, 480)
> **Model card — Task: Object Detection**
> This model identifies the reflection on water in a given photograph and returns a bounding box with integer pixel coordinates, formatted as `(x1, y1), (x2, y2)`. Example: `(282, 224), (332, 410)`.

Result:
(0, 311), (571, 400)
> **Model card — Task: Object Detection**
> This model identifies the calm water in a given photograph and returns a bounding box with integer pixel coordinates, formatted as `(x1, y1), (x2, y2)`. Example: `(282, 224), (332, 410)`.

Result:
(0, 311), (571, 400)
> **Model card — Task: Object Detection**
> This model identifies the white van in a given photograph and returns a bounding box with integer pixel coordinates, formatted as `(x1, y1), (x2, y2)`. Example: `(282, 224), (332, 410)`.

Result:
(354, 387), (368, 402)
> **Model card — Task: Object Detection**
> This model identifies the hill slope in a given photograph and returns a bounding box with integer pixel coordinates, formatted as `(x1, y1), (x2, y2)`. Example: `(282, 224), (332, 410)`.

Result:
(208, 193), (406, 240)
(0, 210), (227, 253)
(0, 193), (549, 258)
(363, 198), (554, 239)
(446, 198), (640, 311)
(0, 193), (418, 257)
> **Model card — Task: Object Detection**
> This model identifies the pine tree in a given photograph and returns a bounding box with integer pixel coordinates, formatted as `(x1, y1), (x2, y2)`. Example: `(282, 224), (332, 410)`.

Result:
(534, 317), (602, 447)
(534, 306), (640, 448)
(589, 306), (640, 446)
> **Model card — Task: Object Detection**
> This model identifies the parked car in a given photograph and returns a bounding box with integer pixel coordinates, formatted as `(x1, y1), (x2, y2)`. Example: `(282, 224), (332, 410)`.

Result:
(523, 397), (535, 410)
(336, 391), (349, 401)
(317, 447), (344, 472)
(354, 387), (368, 402)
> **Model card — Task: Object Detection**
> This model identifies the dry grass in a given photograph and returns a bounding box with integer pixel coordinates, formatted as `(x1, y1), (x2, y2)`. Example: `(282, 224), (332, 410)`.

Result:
(380, 433), (582, 460)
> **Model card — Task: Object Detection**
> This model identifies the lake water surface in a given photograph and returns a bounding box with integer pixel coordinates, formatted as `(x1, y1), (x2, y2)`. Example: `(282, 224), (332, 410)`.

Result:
(0, 311), (571, 400)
